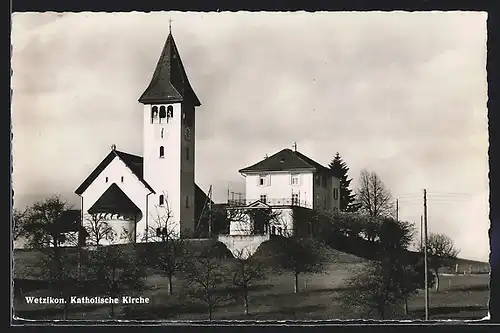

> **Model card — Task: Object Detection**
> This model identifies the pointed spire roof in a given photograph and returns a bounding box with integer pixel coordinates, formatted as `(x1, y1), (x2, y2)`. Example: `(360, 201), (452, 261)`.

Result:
(138, 32), (201, 106)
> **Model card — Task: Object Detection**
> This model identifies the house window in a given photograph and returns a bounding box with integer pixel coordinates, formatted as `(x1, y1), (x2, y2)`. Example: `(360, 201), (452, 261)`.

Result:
(258, 175), (267, 186)
(292, 193), (299, 205)
(291, 174), (299, 185)
(315, 175), (321, 186)
(105, 177), (108, 183)
(186, 147), (189, 160)
(167, 105), (174, 118)
(159, 195), (164, 206)
(186, 196), (189, 208)
(333, 188), (339, 200)
(316, 194), (320, 206)
(159, 106), (166, 122)
(121, 176), (124, 183)
(260, 195), (267, 204)
(159, 146), (165, 158)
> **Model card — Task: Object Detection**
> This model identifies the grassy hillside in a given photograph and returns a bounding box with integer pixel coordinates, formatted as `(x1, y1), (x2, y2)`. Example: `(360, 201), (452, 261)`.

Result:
(12, 238), (490, 321)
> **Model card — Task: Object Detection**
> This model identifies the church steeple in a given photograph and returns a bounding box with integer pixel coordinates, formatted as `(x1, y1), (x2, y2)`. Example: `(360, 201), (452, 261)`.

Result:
(138, 32), (201, 106)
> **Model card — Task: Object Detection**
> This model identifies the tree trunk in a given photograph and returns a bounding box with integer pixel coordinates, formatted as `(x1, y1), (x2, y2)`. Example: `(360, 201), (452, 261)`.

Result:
(208, 304), (212, 321)
(110, 302), (115, 318)
(63, 298), (68, 320)
(294, 272), (299, 293)
(404, 295), (408, 315)
(434, 269), (440, 291)
(244, 289), (249, 315)
(168, 276), (173, 295)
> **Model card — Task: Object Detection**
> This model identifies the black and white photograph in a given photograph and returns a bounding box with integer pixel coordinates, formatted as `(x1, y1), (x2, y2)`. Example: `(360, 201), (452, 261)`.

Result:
(11, 11), (490, 322)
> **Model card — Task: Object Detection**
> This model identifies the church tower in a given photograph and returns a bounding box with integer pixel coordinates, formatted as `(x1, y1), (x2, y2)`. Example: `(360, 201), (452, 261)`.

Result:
(138, 31), (200, 238)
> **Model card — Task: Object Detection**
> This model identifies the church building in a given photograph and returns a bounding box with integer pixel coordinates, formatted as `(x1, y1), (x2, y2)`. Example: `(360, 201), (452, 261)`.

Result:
(75, 30), (207, 245)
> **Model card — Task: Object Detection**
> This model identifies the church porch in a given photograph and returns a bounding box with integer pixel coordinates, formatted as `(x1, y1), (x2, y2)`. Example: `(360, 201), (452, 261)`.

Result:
(84, 184), (143, 246)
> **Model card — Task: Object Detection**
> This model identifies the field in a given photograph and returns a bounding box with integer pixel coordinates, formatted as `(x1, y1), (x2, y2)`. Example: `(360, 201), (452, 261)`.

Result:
(12, 241), (490, 322)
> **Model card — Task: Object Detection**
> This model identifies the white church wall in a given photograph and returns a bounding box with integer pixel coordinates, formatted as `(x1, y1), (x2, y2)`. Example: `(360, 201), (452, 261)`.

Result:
(80, 156), (150, 243)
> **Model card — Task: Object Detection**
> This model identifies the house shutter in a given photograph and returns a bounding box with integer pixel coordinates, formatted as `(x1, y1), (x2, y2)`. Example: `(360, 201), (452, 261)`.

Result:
(289, 174), (292, 185)
(267, 175), (271, 186)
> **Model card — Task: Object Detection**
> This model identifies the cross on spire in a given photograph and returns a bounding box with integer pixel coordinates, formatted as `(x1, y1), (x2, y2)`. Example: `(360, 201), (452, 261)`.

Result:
(169, 18), (173, 34)
(293, 142), (297, 152)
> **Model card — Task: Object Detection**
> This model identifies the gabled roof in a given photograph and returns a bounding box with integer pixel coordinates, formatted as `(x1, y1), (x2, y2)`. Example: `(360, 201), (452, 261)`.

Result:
(75, 149), (155, 195)
(246, 200), (272, 209)
(238, 148), (331, 174)
(88, 184), (141, 215)
(138, 33), (201, 106)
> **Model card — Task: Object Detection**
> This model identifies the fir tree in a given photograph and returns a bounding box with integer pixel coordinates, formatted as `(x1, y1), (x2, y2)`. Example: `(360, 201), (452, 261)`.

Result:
(329, 152), (360, 212)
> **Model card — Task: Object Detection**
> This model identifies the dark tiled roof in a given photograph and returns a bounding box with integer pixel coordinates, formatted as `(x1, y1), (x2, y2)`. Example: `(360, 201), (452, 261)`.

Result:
(138, 33), (201, 106)
(75, 149), (155, 195)
(239, 148), (330, 174)
(88, 183), (141, 215)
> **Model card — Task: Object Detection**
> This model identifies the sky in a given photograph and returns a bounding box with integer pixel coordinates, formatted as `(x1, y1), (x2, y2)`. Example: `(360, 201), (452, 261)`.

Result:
(11, 11), (489, 261)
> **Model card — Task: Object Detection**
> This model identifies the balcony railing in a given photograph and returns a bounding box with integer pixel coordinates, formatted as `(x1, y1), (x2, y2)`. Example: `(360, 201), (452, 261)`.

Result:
(227, 198), (312, 209)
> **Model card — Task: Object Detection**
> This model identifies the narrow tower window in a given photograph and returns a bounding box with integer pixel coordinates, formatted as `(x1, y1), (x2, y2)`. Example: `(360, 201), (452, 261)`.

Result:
(185, 196), (189, 208)
(105, 177), (108, 183)
(121, 176), (124, 183)
(159, 146), (165, 158)
(151, 106), (158, 123)
(167, 105), (174, 118)
(186, 147), (189, 160)
(159, 195), (164, 206)
(159, 106), (166, 122)
(160, 128), (164, 139)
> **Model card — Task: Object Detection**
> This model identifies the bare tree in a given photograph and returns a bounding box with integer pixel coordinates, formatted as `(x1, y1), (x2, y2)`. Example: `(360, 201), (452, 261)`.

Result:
(83, 244), (147, 318)
(181, 249), (232, 320)
(274, 237), (328, 293)
(21, 196), (80, 319)
(247, 208), (283, 235)
(83, 213), (116, 246)
(230, 248), (267, 315)
(342, 260), (401, 319)
(357, 169), (393, 218)
(141, 199), (187, 295)
(359, 215), (381, 243)
(342, 219), (426, 319)
(226, 207), (283, 236)
(419, 233), (460, 291)
(13, 207), (28, 241)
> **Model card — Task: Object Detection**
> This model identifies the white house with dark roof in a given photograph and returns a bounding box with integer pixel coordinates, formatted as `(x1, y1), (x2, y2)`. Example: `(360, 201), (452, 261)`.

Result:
(74, 30), (210, 245)
(223, 147), (340, 237)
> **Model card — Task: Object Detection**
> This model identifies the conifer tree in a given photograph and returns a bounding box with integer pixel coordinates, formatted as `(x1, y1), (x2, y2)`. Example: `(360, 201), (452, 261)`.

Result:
(329, 152), (360, 212)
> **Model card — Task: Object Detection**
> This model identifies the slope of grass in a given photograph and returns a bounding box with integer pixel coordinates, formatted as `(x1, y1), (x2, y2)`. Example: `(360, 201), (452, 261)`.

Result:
(12, 238), (489, 321)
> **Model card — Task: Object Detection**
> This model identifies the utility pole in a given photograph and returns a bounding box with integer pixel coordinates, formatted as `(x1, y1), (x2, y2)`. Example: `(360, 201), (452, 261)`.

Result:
(423, 189), (429, 320)
(208, 185), (213, 238)
(420, 215), (423, 247)
(396, 199), (399, 221)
